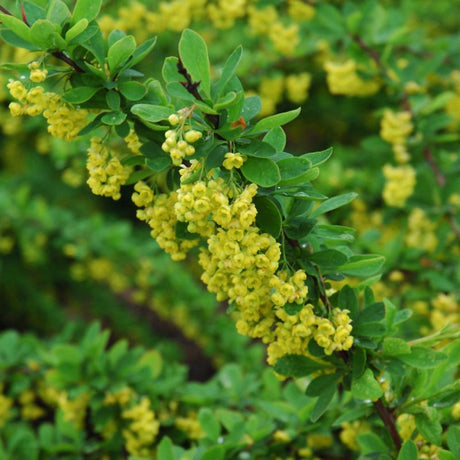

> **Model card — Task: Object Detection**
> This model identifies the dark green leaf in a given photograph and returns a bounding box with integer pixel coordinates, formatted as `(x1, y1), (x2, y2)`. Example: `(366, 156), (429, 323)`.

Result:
(241, 157), (280, 187)
(397, 440), (418, 460)
(447, 426), (460, 458)
(308, 249), (349, 267)
(62, 86), (100, 104)
(359, 302), (385, 324)
(277, 157), (312, 186)
(310, 384), (336, 422)
(306, 373), (341, 397)
(131, 104), (175, 122)
(251, 108), (301, 132)
(119, 81), (147, 101)
(274, 354), (327, 378)
(107, 35), (136, 74)
(101, 111), (127, 125)
(301, 147), (333, 166)
(254, 196), (282, 238)
(415, 409), (442, 445)
(338, 255), (385, 277)
(238, 140), (275, 158)
(398, 347), (447, 369)
(310, 192), (358, 218)
(217, 45), (242, 96)
(179, 29), (211, 97)
(263, 127), (286, 152)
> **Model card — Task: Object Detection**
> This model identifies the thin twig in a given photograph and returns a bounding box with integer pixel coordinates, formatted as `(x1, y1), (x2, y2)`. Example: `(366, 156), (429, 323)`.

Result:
(0, 4), (84, 73)
(177, 58), (219, 130)
(373, 399), (402, 451)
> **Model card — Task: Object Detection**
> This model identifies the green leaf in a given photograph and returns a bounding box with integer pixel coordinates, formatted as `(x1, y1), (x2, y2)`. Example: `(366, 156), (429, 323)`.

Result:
(217, 45), (242, 96)
(127, 37), (157, 69)
(277, 157), (312, 186)
(357, 432), (390, 456)
(310, 384), (336, 422)
(338, 254), (385, 277)
(156, 437), (175, 460)
(238, 140), (276, 158)
(0, 13), (31, 43)
(447, 426), (460, 458)
(306, 373), (341, 397)
(253, 196), (282, 238)
(241, 157), (280, 187)
(308, 249), (349, 268)
(415, 408), (442, 445)
(101, 111), (127, 125)
(274, 354), (327, 378)
(338, 285), (359, 320)
(352, 347), (366, 378)
(131, 104), (175, 123)
(214, 91), (237, 110)
(107, 35), (137, 74)
(351, 369), (383, 400)
(397, 440), (418, 460)
(46, 0), (71, 25)
(64, 18), (88, 42)
(359, 302), (385, 324)
(252, 108), (301, 132)
(72, 0), (102, 24)
(179, 29), (211, 97)
(166, 82), (196, 102)
(438, 451), (456, 460)
(398, 347), (447, 369)
(0, 29), (39, 50)
(146, 156), (171, 173)
(106, 90), (121, 110)
(198, 408), (221, 441)
(382, 338), (411, 357)
(314, 224), (356, 243)
(301, 147), (333, 166)
(29, 19), (66, 50)
(263, 127), (286, 152)
(240, 96), (261, 122)
(202, 446), (224, 460)
(353, 322), (387, 338)
(310, 192), (358, 218)
(62, 86), (100, 104)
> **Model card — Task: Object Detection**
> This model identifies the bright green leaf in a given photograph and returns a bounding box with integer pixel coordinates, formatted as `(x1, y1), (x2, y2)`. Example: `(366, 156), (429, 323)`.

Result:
(241, 157), (280, 187)
(351, 369), (383, 400)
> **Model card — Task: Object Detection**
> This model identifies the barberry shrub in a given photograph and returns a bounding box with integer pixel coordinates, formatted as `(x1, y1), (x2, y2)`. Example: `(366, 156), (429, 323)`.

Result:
(0, 0), (459, 459)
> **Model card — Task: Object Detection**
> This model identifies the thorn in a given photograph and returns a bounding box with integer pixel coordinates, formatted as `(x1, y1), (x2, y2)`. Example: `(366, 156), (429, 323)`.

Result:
(20, 0), (29, 26)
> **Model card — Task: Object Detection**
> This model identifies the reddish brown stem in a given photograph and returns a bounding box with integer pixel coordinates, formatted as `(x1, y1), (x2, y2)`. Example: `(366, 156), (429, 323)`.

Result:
(177, 58), (220, 130)
(351, 34), (386, 76)
(0, 4), (84, 73)
(373, 399), (402, 451)
(423, 147), (446, 187)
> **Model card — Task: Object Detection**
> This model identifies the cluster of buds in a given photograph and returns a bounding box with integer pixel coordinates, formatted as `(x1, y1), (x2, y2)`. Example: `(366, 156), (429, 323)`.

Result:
(161, 111), (203, 165)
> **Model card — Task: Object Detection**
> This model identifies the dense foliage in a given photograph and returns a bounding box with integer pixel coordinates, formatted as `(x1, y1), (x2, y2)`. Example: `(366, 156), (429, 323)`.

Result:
(0, 0), (459, 459)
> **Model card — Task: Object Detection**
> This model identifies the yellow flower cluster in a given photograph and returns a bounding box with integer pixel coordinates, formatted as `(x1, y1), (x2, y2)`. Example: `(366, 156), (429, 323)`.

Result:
(430, 293), (458, 331)
(175, 412), (205, 439)
(19, 390), (45, 420)
(134, 160), (353, 361)
(288, 0), (315, 21)
(267, 305), (353, 364)
(86, 137), (131, 200)
(57, 392), (89, 430)
(162, 112), (203, 166)
(382, 164), (416, 207)
(208, 0), (246, 29)
(28, 61), (48, 83)
(340, 420), (369, 450)
(258, 76), (285, 116)
(125, 129), (142, 154)
(405, 208), (438, 253)
(133, 182), (199, 261)
(0, 393), (13, 428)
(380, 110), (413, 163)
(397, 413), (416, 441)
(223, 152), (245, 170)
(324, 60), (381, 96)
(248, 5), (277, 35)
(285, 73), (312, 104)
(122, 397), (160, 457)
(269, 22), (300, 56)
(7, 80), (88, 140)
